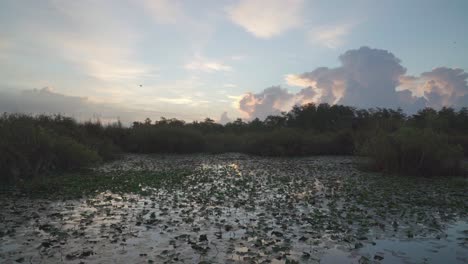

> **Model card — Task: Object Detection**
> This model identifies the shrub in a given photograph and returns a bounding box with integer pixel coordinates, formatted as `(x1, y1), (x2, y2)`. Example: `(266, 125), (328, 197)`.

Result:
(127, 126), (205, 153)
(359, 127), (464, 176)
(0, 114), (103, 183)
(243, 129), (354, 156)
(244, 128), (305, 156)
(0, 119), (55, 182)
(204, 133), (244, 153)
(53, 136), (101, 170)
(303, 131), (354, 155)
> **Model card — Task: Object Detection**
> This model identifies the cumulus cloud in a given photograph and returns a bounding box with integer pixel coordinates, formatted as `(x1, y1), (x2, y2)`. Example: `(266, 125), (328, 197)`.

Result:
(399, 67), (468, 108)
(0, 87), (201, 124)
(240, 47), (468, 119)
(228, 0), (304, 38)
(238, 86), (294, 119)
(284, 47), (408, 109)
(238, 86), (316, 120)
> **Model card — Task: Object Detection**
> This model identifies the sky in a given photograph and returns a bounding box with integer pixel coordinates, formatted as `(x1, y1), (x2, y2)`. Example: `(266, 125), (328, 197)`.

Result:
(0, 0), (467, 124)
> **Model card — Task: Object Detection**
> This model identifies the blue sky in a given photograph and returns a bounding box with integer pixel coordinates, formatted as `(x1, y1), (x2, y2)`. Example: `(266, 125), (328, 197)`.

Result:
(0, 0), (467, 123)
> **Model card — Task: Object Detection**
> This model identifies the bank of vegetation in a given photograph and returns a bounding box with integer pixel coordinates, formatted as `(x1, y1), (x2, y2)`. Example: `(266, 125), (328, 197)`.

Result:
(1, 104), (468, 182)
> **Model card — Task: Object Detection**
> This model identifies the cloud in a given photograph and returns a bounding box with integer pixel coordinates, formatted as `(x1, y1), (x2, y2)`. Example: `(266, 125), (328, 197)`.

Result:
(185, 54), (232, 72)
(230, 55), (247, 61)
(3, 1), (156, 85)
(238, 86), (296, 119)
(142, 0), (185, 24)
(308, 23), (354, 48)
(240, 47), (468, 119)
(43, 9), (156, 82)
(0, 87), (203, 124)
(285, 47), (407, 109)
(155, 97), (194, 105)
(227, 0), (304, 38)
(0, 39), (9, 58)
(399, 67), (468, 108)
(285, 74), (316, 87)
(154, 96), (209, 107)
(396, 89), (428, 114)
(218, 112), (231, 124)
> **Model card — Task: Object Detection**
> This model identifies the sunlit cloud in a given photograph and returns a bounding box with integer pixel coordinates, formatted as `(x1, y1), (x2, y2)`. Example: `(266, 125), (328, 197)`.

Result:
(398, 67), (468, 108)
(241, 47), (468, 119)
(308, 23), (355, 48)
(237, 87), (298, 119)
(15, 1), (157, 84)
(227, 95), (244, 110)
(53, 36), (157, 82)
(155, 97), (194, 105)
(227, 0), (304, 38)
(285, 74), (316, 87)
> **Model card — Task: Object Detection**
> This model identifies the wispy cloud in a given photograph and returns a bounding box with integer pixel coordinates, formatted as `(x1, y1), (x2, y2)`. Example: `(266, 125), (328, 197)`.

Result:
(155, 97), (194, 105)
(308, 23), (355, 48)
(230, 55), (247, 61)
(185, 54), (232, 72)
(142, 0), (186, 24)
(0, 87), (203, 124)
(51, 35), (157, 82)
(223, 83), (237, 88)
(0, 39), (9, 58)
(27, 1), (156, 83)
(227, 0), (304, 38)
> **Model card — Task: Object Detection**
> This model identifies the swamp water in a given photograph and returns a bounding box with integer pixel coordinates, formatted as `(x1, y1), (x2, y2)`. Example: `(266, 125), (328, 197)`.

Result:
(1, 154), (467, 263)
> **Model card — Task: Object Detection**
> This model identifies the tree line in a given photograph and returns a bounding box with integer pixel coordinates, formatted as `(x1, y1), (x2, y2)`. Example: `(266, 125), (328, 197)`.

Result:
(1, 103), (468, 182)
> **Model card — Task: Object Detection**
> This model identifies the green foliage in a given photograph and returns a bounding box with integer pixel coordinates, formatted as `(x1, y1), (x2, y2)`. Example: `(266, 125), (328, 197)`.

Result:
(0, 116), (55, 181)
(126, 126), (205, 153)
(2, 103), (468, 181)
(204, 133), (244, 153)
(244, 129), (354, 156)
(53, 136), (101, 170)
(0, 114), (116, 182)
(359, 127), (464, 176)
(245, 128), (305, 156)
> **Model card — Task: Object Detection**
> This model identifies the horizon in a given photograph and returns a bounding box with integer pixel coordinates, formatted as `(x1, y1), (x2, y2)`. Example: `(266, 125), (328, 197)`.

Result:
(1, 0), (467, 124)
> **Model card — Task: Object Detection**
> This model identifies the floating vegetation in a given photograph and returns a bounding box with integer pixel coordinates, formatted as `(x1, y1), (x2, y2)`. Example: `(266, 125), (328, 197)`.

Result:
(1, 154), (467, 263)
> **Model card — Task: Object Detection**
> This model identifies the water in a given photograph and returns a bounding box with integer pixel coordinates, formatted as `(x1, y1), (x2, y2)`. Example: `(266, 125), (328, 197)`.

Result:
(322, 221), (468, 263)
(1, 154), (467, 263)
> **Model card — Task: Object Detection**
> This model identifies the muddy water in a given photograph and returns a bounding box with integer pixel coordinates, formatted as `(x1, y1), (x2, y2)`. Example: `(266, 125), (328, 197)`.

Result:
(1, 154), (467, 263)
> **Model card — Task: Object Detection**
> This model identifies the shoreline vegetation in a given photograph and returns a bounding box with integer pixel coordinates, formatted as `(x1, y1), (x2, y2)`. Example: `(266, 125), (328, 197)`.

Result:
(1, 103), (468, 184)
